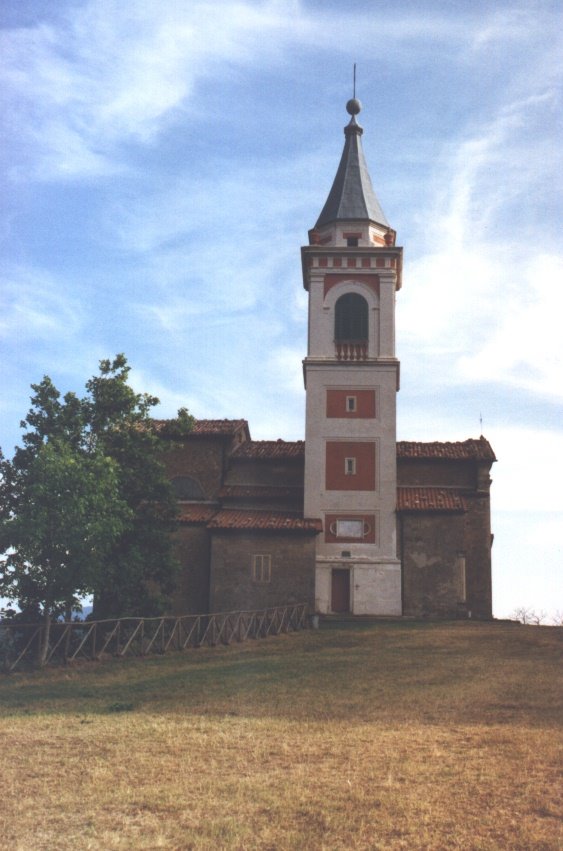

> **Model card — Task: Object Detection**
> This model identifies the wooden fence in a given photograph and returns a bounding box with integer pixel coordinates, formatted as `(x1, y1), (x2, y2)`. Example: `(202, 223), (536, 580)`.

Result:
(0, 603), (309, 673)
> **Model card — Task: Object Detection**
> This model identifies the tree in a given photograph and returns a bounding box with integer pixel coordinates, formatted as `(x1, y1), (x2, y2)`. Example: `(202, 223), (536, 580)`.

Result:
(84, 355), (193, 617)
(0, 355), (193, 655)
(0, 440), (130, 665)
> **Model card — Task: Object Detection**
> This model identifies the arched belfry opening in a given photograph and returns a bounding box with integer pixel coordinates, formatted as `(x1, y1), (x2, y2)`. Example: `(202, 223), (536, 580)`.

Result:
(335, 292), (368, 343)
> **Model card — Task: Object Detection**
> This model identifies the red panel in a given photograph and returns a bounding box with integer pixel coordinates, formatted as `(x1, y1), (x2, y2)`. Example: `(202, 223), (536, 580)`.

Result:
(326, 389), (376, 419)
(325, 514), (376, 543)
(326, 441), (376, 491)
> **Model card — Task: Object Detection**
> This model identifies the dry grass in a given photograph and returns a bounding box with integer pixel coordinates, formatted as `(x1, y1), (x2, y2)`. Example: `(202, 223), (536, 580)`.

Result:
(0, 620), (561, 850)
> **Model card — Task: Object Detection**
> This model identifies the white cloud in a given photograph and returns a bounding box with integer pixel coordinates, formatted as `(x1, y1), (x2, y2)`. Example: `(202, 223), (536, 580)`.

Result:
(3, 1), (559, 181)
(459, 254), (563, 400)
(0, 265), (84, 342)
(486, 425), (563, 513)
(398, 86), (563, 400)
(1, 0), (306, 180)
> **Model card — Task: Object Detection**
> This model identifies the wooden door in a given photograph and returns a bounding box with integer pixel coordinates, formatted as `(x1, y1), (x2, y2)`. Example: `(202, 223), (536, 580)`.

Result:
(331, 568), (350, 613)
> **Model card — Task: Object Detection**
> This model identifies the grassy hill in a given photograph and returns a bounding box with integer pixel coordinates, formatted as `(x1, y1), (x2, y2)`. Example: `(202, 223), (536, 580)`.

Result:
(1, 620), (561, 850)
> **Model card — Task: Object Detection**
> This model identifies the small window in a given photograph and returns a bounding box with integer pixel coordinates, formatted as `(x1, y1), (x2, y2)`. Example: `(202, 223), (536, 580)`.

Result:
(346, 396), (357, 413)
(252, 554), (271, 583)
(346, 237), (358, 247)
(344, 457), (356, 476)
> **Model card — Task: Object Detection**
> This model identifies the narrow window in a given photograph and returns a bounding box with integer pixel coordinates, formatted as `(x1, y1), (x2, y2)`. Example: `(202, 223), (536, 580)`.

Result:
(344, 457), (356, 476)
(346, 396), (357, 413)
(346, 237), (358, 247)
(457, 554), (466, 602)
(252, 554), (271, 583)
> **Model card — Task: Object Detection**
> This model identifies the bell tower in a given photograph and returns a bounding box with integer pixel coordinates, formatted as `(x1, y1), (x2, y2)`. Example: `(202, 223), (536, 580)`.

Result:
(302, 99), (402, 615)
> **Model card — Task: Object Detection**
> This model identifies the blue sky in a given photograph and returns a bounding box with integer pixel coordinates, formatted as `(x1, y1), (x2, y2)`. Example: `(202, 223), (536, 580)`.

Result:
(1, 0), (561, 619)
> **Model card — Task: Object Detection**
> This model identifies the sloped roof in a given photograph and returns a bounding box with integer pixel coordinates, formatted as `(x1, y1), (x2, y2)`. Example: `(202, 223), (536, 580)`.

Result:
(397, 487), (467, 513)
(153, 418), (249, 437)
(177, 505), (219, 524)
(219, 485), (303, 500)
(397, 437), (496, 462)
(192, 419), (248, 435)
(208, 509), (321, 532)
(316, 112), (388, 229)
(231, 440), (305, 460)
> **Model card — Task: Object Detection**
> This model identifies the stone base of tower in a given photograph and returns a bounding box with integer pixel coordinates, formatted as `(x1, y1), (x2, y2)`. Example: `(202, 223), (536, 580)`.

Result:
(315, 559), (402, 616)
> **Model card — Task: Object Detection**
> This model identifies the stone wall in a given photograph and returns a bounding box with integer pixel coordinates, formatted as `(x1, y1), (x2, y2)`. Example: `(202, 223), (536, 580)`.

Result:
(226, 458), (305, 488)
(169, 525), (211, 615)
(210, 531), (316, 612)
(397, 459), (476, 489)
(399, 512), (467, 617)
(163, 437), (228, 501)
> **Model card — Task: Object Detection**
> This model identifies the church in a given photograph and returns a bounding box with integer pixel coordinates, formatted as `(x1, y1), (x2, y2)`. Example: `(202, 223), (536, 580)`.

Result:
(159, 99), (495, 620)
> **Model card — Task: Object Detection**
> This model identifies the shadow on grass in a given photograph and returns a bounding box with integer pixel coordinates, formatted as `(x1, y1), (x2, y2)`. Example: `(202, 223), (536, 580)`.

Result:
(1, 621), (561, 729)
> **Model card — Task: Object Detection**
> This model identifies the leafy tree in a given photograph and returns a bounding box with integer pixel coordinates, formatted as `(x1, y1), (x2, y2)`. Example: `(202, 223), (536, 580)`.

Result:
(0, 355), (193, 657)
(0, 440), (130, 665)
(85, 355), (193, 618)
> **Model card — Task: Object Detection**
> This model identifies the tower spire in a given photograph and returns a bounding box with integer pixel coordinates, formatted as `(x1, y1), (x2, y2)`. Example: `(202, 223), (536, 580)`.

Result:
(315, 100), (389, 230)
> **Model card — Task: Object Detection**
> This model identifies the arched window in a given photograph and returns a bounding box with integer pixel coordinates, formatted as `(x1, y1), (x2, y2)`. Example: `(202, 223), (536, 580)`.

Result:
(171, 476), (204, 500)
(335, 293), (368, 342)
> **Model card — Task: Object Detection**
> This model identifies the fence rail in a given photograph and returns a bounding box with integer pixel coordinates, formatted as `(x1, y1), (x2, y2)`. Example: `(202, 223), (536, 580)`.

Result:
(0, 603), (309, 673)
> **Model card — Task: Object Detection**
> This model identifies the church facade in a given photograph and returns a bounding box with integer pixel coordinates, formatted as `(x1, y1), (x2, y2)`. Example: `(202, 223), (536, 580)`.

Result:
(161, 100), (495, 620)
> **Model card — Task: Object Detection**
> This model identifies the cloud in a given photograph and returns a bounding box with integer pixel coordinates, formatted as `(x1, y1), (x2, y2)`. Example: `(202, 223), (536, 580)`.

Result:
(3, 0), (560, 182)
(398, 85), (563, 402)
(1, 0), (306, 180)
(458, 254), (563, 401)
(0, 265), (84, 342)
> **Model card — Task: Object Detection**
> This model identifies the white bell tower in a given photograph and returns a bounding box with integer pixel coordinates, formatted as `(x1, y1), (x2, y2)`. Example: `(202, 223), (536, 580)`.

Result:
(302, 99), (402, 615)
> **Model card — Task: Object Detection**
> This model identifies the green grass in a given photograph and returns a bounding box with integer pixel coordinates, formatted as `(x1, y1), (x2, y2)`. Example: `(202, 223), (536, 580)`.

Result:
(1, 620), (561, 849)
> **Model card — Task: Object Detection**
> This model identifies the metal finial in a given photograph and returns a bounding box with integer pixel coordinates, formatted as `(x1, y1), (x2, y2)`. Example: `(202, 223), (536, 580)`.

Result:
(346, 64), (362, 116)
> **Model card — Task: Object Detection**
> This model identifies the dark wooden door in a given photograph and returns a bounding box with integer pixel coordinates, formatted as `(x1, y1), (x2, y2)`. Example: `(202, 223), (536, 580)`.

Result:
(331, 569), (350, 613)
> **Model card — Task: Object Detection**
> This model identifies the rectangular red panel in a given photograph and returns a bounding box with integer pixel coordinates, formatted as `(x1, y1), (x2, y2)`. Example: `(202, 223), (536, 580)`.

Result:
(326, 389), (376, 419)
(326, 441), (376, 491)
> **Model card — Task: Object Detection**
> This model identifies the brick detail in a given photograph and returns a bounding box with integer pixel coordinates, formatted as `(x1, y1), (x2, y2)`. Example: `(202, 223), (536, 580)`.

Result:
(325, 441), (376, 491)
(326, 389), (376, 419)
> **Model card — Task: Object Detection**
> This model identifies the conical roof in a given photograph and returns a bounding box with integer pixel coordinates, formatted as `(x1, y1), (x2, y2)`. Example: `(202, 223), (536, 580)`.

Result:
(315, 100), (389, 229)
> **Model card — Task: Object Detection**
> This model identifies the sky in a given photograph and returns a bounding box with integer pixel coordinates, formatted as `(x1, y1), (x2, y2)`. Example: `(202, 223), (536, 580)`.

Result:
(1, 0), (561, 620)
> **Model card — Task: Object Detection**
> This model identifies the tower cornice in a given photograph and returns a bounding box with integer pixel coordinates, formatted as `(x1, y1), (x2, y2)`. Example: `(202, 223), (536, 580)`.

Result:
(301, 245), (403, 291)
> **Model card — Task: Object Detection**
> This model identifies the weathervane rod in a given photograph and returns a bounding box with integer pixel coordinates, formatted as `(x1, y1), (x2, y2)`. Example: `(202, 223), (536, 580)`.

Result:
(353, 63), (356, 99)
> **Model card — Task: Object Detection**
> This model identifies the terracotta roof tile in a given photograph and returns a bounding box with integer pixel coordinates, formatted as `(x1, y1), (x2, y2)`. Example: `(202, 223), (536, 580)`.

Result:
(208, 509), (321, 532)
(177, 505), (219, 524)
(232, 440), (305, 460)
(219, 485), (303, 500)
(192, 419), (248, 436)
(153, 418), (249, 437)
(397, 487), (467, 512)
(397, 437), (496, 462)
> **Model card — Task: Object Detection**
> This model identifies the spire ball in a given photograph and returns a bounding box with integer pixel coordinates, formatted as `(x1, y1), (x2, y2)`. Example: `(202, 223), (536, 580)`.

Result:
(346, 98), (362, 116)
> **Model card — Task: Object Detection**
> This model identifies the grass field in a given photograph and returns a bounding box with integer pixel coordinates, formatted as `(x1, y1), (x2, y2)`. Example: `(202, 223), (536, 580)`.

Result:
(0, 620), (561, 850)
